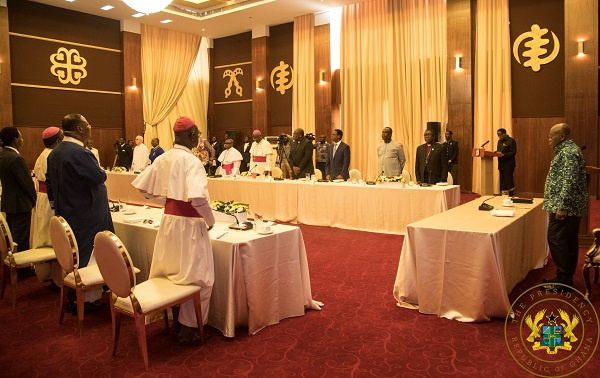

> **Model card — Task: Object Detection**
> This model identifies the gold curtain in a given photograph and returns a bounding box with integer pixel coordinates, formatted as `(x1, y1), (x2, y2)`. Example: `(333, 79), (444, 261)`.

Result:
(141, 25), (202, 147)
(341, 0), (447, 180)
(292, 14), (316, 135)
(144, 38), (210, 150)
(473, 0), (512, 193)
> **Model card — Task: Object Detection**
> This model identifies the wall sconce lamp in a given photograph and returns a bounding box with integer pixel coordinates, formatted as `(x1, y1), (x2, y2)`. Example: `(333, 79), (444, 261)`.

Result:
(455, 55), (462, 70)
(256, 79), (264, 90)
(578, 40), (584, 56)
(130, 77), (137, 88)
(0, 62), (2, 74)
(319, 70), (326, 83)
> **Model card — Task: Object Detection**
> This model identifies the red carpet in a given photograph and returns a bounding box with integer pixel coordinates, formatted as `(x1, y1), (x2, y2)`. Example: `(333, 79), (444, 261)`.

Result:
(0, 196), (598, 377)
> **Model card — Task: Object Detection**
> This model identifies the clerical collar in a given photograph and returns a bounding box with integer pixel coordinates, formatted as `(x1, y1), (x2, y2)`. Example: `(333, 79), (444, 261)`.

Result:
(64, 136), (84, 146)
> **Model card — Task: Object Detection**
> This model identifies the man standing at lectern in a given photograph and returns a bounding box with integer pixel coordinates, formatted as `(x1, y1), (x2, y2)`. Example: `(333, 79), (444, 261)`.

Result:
(542, 123), (586, 290)
(495, 128), (516, 194)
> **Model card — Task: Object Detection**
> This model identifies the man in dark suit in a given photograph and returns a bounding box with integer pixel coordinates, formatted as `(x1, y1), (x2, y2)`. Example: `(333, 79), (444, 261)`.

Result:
(115, 137), (132, 169)
(443, 130), (459, 185)
(210, 136), (222, 175)
(325, 129), (351, 181)
(415, 129), (448, 184)
(47, 114), (114, 268)
(289, 128), (315, 179)
(495, 128), (517, 194)
(241, 136), (251, 172)
(0, 127), (36, 251)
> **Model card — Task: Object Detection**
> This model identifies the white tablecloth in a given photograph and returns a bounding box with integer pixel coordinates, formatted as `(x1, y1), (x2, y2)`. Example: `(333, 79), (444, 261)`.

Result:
(393, 196), (548, 322)
(105, 172), (460, 235)
(111, 206), (320, 337)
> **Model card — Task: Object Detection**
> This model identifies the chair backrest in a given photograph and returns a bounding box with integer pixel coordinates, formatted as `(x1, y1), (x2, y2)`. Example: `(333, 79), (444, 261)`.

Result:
(401, 169), (411, 183)
(446, 173), (453, 185)
(314, 168), (323, 180)
(50, 216), (79, 273)
(272, 166), (283, 178)
(94, 231), (136, 298)
(215, 166), (221, 175)
(0, 214), (14, 259)
(349, 169), (362, 181)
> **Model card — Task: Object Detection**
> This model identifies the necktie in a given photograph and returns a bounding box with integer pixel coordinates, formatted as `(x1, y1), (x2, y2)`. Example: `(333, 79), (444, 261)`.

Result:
(333, 143), (338, 158)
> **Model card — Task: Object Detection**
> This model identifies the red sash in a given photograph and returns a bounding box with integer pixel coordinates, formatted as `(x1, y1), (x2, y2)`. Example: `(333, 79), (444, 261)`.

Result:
(252, 156), (267, 162)
(165, 199), (201, 218)
(38, 181), (47, 193)
(222, 163), (234, 175)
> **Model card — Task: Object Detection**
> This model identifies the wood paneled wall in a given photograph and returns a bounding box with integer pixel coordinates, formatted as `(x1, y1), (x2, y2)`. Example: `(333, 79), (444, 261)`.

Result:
(314, 24), (332, 140)
(447, 0), (473, 192)
(122, 31), (143, 142)
(0, 6), (12, 127)
(252, 36), (268, 135)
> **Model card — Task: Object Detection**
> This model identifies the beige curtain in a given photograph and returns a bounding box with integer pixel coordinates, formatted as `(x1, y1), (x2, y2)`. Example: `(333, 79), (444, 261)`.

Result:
(387, 0), (447, 182)
(292, 14), (316, 135)
(144, 38), (210, 150)
(341, 0), (447, 180)
(141, 25), (202, 147)
(473, 0), (512, 193)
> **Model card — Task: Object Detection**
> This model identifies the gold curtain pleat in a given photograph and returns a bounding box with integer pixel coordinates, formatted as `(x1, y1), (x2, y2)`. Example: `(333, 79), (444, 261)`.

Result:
(293, 14), (316, 135)
(473, 0), (512, 193)
(141, 25), (203, 148)
(341, 0), (447, 180)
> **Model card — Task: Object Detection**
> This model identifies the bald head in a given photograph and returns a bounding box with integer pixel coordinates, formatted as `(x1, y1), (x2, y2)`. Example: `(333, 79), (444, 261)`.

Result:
(548, 123), (570, 148)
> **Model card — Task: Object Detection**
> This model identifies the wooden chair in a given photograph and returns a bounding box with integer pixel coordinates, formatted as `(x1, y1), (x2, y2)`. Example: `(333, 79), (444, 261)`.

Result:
(93, 231), (203, 370)
(0, 213), (55, 308)
(49, 216), (105, 334)
(583, 228), (600, 300)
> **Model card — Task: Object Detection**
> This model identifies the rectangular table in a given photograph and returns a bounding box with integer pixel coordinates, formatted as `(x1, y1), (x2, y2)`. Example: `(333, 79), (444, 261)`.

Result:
(106, 172), (460, 235)
(393, 196), (548, 322)
(111, 206), (320, 337)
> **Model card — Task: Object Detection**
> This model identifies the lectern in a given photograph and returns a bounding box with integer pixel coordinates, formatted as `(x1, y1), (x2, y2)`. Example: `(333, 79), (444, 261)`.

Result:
(472, 148), (498, 195)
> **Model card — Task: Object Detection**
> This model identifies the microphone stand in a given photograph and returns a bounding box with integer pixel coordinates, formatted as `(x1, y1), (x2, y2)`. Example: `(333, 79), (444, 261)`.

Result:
(227, 212), (252, 230)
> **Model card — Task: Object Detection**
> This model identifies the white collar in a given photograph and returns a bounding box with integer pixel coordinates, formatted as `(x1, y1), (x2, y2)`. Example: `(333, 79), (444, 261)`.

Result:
(63, 136), (84, 146)
(5, 146), (19, 154)
(174, 144), (192, 153)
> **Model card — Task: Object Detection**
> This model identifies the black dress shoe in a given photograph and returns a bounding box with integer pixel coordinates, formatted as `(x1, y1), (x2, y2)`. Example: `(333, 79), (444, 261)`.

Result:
(542, 283), (574, 292)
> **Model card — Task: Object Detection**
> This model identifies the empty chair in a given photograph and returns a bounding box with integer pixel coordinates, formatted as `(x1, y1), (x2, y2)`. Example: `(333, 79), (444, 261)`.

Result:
(271, 166), (283, 179)
(446, 173), (453, 185)
(583, 228), (600, 300)
(314, 168), (323, 180)
(94, 231), (203, 370)
(348, 169), (362, 182)
(0, 214), (55, 308)
(214, 166), (221, 176)
(50, 216), (105, 334)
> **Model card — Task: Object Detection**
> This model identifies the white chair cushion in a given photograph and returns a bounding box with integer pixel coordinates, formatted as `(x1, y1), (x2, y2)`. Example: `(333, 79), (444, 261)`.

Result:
(4, 247), (55, 266)
(114, 277), (201, 314)
(64, 265), (104, 287)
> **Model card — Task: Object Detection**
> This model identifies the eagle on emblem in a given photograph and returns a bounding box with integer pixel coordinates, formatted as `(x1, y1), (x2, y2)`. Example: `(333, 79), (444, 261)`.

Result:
(525, 309), (546, 342)
(558, 308), (579, 342)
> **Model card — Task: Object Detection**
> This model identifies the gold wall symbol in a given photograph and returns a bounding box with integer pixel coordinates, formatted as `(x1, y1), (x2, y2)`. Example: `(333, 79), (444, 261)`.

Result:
(270, 61), (294, 95)
(223, 67), (243, 98)
(513, 24), (560, 72)
(50, 47), (88, 85)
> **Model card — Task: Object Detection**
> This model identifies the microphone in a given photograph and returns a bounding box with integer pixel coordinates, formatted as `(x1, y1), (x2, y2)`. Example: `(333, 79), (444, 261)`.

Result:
(480, 140), (489, 148)
(250, 164), (258, 172)
(478, 195), (497, 211)
(581, 145), (587, 151)
(367, 170), (384, 185)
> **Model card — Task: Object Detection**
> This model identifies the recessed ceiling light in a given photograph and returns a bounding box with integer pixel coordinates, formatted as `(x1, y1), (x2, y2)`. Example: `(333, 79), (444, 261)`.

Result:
(160, 19), (173, 24)
(132, 13), (145, 18)
(101, 5), (114, 11)
(66, 0), (75, 2)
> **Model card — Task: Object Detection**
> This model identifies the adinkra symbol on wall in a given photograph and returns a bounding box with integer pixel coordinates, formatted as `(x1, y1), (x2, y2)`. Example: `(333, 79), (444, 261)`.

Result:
(270, 60), (294, 95)
(223, 67), (243, 98)
(513, 24), (560, 72)
(50, 47), (88, 85)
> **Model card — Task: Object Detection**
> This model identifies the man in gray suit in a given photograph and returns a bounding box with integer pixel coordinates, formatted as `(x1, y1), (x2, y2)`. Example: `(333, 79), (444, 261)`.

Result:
(325, 129), (351, 181)
(289, 128), (314, 179)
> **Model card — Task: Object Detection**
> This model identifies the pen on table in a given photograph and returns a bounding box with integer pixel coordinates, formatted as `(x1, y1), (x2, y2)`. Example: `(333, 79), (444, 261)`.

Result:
(216, 231), (228, 239)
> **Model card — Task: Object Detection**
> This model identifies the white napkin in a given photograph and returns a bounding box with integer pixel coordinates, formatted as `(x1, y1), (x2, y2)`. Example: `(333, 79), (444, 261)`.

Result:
(122, 217), (145, 223)
(491, 209), (515, 217)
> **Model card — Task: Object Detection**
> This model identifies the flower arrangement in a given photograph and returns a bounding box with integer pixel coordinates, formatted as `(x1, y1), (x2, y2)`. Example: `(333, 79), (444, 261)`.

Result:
(379, 175), (406, 183)
(111, 167), (127, 172)
(241, 171), (260, 177)
(210, 200), (249, 215)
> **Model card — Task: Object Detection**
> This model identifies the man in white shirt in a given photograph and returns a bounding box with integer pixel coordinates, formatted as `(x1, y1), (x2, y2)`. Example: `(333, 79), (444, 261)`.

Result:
(250, 130), (273, 175)
(217, 138), (243, 176)
(132, 116), (215, 344)
(131, 135), (149, 172)
(85, 139), (100, 165)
